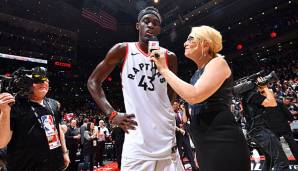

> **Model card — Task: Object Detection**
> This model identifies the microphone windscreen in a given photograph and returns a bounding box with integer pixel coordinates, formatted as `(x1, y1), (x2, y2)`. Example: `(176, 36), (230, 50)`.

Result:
(148, 37), (159, 53)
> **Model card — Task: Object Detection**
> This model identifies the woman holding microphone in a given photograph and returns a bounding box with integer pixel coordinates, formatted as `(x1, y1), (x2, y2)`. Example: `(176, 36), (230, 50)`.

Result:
(150, 25), (250, 171)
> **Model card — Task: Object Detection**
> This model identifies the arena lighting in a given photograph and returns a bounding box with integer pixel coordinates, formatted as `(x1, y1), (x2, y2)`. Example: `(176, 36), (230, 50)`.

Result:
(4, 72), (11, 77)
(154, 0), (159, 3)
(0, 53), (48, 64)
(54, 61), (71, 68)
(236, 43), (243, 50)
(107, 76), (112, 81)
(270, 31), (277, 38)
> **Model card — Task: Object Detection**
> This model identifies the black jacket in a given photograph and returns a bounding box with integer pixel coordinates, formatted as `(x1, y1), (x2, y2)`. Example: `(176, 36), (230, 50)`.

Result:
(263, 102), (293, 136)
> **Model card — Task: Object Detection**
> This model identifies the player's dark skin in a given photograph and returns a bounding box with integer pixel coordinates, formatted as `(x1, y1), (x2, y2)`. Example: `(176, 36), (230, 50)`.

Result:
(87, 14), (177, 133)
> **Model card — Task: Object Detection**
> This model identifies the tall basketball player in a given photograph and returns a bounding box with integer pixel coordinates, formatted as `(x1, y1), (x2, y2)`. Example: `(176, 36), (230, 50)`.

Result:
(87, 6), (185, 171)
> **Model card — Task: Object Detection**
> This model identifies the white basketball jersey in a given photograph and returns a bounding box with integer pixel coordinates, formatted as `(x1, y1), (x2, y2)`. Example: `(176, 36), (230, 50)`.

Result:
(121, 42), (176, 160)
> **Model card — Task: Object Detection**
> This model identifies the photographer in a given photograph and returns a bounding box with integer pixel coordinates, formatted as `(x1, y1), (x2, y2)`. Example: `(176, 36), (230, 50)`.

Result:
(242, 77), (289, 171)
(0, 67), (70, 171)
(264, 98), (298, 162)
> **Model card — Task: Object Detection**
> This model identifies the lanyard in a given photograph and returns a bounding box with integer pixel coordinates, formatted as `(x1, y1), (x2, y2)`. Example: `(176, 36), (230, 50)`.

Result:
(30, 100), (55, 129)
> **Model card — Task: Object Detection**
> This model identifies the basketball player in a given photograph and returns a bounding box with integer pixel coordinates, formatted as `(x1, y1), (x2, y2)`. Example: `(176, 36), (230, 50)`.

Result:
(87, 6), (184, 171)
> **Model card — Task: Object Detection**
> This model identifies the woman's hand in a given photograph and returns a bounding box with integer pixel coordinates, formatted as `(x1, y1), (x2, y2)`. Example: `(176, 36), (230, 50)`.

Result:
(149, 49), (169, 74)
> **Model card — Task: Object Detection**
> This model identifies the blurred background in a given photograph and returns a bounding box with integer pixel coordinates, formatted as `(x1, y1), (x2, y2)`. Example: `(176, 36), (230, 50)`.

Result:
(0, 0), (297, 120)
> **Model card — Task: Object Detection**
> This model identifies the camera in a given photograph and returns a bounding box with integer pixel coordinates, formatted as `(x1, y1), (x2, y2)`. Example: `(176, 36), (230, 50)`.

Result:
(233, 70), (278, 96)
(0, 67), (48, 96)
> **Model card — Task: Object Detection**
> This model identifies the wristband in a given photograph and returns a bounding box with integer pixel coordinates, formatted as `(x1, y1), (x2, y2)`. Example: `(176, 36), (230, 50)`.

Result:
(109, 111), (118, 122)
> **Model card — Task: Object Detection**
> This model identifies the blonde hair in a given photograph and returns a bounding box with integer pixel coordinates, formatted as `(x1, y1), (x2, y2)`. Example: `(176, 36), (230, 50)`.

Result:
(191, 25), (223, 57)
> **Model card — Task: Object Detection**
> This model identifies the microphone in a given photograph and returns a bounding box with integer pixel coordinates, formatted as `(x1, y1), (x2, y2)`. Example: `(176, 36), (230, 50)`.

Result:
(148, 36), (160, 59)
(148, 36), (159, 78)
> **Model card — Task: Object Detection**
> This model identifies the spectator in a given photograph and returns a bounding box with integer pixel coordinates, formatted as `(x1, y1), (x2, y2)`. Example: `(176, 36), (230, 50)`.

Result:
(65, 119), (81, 171)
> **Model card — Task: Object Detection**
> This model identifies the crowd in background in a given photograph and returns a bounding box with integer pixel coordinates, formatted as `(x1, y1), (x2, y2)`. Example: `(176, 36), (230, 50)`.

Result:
(0, 55), (297, 170)
(0, 2), (297, 170)
(0, 20), (75, 62)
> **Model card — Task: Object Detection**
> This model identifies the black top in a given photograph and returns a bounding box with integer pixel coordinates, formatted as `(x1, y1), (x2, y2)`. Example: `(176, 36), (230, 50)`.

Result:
(7, 97), (64, 171)
(189, 67), (233, 117)
(83, 131), (95, 155)
(242, 90), (267, 130)
(80, 124), (87, 145)
(65, 126), (80, 149)
(0, 147), (7, 161)
(111, 126), (125, 145)
(263, 102), (293, 135)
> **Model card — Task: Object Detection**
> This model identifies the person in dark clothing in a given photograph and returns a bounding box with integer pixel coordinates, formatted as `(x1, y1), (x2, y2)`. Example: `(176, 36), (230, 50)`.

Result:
(0, 67), (70, 171)
(173, 102), (199, 171)
(0, 147), (7, 171)
(242, 80), (289, 171)
(111, 124), (125, 169)
(151, 25), (250, 171)
(65, 119), (81, 171)
(79, 118), (88, 162)
(264, 100), (298, 161)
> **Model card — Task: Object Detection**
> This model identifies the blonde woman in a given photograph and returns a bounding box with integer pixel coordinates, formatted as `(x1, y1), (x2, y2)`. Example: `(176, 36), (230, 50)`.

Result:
(150, 25), (250, 171)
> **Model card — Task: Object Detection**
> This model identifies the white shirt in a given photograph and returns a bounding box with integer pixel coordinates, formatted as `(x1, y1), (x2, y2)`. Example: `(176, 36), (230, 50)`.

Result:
(121, 42), (176, 160)
(97, 127), (109, 141)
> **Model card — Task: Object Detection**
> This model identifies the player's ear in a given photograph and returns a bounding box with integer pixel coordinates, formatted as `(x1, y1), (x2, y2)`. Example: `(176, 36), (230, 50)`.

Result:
(136, 22), (139, 31)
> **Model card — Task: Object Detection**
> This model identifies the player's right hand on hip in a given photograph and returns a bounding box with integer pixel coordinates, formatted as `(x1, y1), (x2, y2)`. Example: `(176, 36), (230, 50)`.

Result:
(111, 112), (138, 133)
